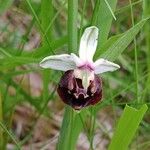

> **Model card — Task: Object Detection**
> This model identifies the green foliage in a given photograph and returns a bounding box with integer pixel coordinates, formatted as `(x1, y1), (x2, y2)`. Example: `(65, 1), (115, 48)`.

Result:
(100, 18), (149, 61)
(108, 105), (148, 150)
(0, 0), (150, 149)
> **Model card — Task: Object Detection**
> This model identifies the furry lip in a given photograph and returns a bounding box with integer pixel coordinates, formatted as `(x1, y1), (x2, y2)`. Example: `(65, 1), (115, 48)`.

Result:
(57, 70), (102, 110)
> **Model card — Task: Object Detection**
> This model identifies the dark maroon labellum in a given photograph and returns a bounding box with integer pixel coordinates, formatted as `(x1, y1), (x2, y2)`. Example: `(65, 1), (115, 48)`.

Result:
(57, 70), (102, 110)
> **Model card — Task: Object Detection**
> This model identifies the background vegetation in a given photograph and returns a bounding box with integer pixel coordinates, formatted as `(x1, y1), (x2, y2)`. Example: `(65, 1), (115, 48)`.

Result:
(0, 0), (150, 149)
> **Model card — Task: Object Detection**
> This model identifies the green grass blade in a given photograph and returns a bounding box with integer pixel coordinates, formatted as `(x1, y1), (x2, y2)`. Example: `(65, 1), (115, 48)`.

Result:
(104, 0), (116, 20)
(142, 0), (150, 102)
(96, 0), (118, 48)
(108, 104), (148, 150)
(41, 0), (53, 47)
(0, 121), (21, 150)
(40, 0), (53, 109)
(0, 92), (3, 149)
(25, 0), (54, 54)
(91, 0), (100, 25)
(100, 17), (149, 61)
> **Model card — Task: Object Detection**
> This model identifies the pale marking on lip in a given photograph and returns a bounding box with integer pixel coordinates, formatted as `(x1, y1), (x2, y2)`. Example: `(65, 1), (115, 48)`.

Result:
(74, 68), (94, 91)
(68, 90), (71, 94)
(73, 93), (89, 99)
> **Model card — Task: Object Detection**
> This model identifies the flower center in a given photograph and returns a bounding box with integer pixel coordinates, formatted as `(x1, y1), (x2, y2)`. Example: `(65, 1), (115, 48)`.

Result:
(74, 64), (94, 91)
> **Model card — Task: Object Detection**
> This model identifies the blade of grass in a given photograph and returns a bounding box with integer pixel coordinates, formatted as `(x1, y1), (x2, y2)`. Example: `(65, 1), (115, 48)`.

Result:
(108, 104), (148, 150)
(141, 0), (150, 102)
(41, 0), (53, 110)
(25, 0), (54, 54)
(95, 0), (118, 48)
(0, 92), (3, 149)
(99, 17), (149, 61)
(79, 0), (87, 38)
(115, 0), (142, 15)
(104, 0), (116, 20)
(129, 0), (139, 105)
(43, 0), (67, 38)
(91, 0), (100, 25)
(0, 121), (21, 150)
(0, 47), (12, 57)
(41, 0), (53, 47)
(0, 56), (39, 70)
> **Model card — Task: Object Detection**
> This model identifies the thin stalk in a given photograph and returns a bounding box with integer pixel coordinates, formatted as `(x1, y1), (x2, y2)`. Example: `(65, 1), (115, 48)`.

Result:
(89, 107), (96, 150)
(43, 0), (67, 38)
(25, 0), (55, 54)
(129, 0), (139, 103)
(57, 1), (79, 150)
(0, 122), (21, 149)
(79, 0), (87, 39)
(68, 0), (78, 53)
(115, 0), (142, 15)
(142, 0), (150, 102)
(104, 0), (116, 20)
(69, 109), (77, 148)
(0, 92), (3, 149)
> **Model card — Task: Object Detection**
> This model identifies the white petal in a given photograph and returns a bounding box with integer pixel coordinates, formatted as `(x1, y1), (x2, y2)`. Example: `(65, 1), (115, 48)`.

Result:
(79, 26), (99, 62)
(40, 54), (77, 71)
(71, 53), (83, 66)
(94, 58), (120, 74)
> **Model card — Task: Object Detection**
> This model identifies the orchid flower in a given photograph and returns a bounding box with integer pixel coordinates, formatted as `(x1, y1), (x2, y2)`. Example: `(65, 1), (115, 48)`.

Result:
(40, 26), (120, 110)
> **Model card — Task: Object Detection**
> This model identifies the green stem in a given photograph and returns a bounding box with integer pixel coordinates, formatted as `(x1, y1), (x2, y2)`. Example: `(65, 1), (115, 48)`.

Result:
(142, 0), (150, 102)
(57, 1), (79, 150)
(0, 122), (21, 149)
(129, 0), (139, 103)
(68, 0), (78, 53)
(79, 0), (87, 39)
(0, 92), (3, 149)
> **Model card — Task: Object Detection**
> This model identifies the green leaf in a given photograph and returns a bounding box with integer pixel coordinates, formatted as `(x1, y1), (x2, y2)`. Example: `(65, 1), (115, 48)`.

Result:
(0, 121), (21, 149)
(100, 17), (149, 61)
(95, 34), (121, 58)
(0, 56), (39, 70)
(108, 104), (148, 150)
(96, 0), (118, 48)
(41, 0), (53, 47)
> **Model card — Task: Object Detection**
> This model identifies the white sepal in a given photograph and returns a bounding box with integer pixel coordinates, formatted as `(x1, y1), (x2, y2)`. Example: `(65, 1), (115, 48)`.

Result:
(40, 54), (77, 71)
(94, 58), (120, 74)
(79, 26), (99, 62)
(71, 53), (83, 67)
